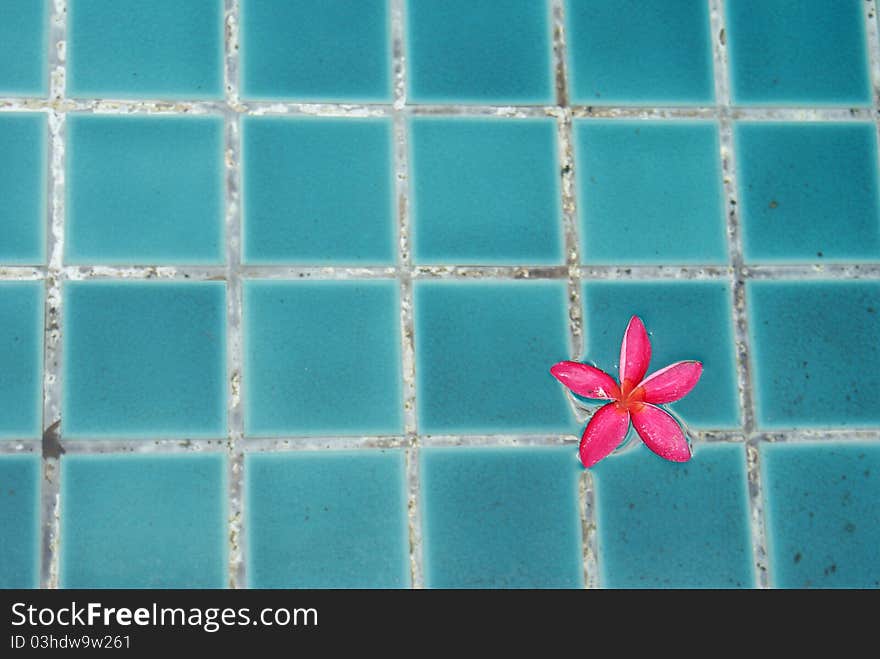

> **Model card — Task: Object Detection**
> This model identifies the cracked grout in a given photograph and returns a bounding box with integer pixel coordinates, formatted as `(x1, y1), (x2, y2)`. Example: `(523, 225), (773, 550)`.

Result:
(2, 98), (878, 122)
(5, 263), (880, 283)
(6, 427), (880, 456)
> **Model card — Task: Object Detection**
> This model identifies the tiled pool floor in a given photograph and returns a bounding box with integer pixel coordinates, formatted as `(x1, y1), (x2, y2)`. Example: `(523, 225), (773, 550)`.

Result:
(1, 0), (879, 589)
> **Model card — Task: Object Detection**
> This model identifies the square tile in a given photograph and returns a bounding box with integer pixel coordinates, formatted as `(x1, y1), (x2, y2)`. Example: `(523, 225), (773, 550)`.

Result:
(63, 282), (227, 439)
(66, 115), (224, 265)
(242, 117), (395, 265)
(0, 282), (43, 440)
(566, 0), (714, 104)
(410, 117), (562, 265)
(67, 0), (223, 99)
(574, 121), (726, 264)
(761, 442), (880, 588)
(407, 0), (552, 103)
(240, 0), (390, 101)
(593, 443), (753, 588)
(60, 454), (227, 588)
(747, 281), (880, 428)
(246, 450), (409, 588)
(420, 447), (583, 588)
(414, 281), (572, 434)
(0, 114), (46, 265)
(735, 123), (880, 263)
(0, 455), (40, 588)
(582, 281), (740, 428)
(244, 280), (401, 436)
(726, 0), (869, 105)
(0, 0), (47, 96)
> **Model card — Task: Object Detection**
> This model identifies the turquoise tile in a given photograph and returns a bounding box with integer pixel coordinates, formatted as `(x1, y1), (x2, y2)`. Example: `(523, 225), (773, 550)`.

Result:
(0, 282), (43, 440)
(0, 114), (46, 265)
(244, 280), (401, 436)
(247, 451), (409, 588)
(60, 454), (227, 588)
(410, 118), (562, 265)
(414, 281), (572, 434)
(575, 121), (726, 264)
(747, 281), (880, 429)
(582, 281), (740, 428)
(63, 282), (226, 439)
(407, 0), (552, 103)
(240, 0), (390, 101)
(242, 117), (394, 265)
(0, 0), (47, 96)
(593, 443), (753, 588)
(566, 0), (713, 104)
(735, 123), (880, 263)
(0, 455), (40, 588)
(67, 115), (223, 265)
(762, 442), (880, 588)
(421, 447), (582, 588)
(726, 0), (869, 105)
(67, 0), (223, 99)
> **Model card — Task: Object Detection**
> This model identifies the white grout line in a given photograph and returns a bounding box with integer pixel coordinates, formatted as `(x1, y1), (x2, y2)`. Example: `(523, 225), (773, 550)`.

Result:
(0, 441), (41, 454)
(12, 428), (879, 456)
(862, 1), (880, 112)
(241, 436), (409, 452)
(391, 0), (424, 590)
(421, 433), (576, 447)
(580, 264), (729, 280)
(731, 107), (873, 122)
(741, 264), (880, 279)
(242, 265), (398, 279)
(709, 0), (769, 589)
(39, 0), (67, 591)
(61, 265), (227, 280)
(863, 0), (880, 308)
(550, 0), (597, 590)
(0, 267), (45, 280)
(58, 439), (228, 454)
(223, 0), (246, 590)
(745, 439), (771, 588)
(5, 262), (880, 283)
(6, 97), (879, 121)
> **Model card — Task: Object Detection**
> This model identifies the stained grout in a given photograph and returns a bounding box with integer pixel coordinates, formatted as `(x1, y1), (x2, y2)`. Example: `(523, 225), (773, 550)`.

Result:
(4, 262), (880, 283)
(39, 0), (68, 591)
(390, 0), (424, 591)
(709, 0), (769, 589)
(223, 0), (246, 590)
(4, 97), (878, 122)
(8, 427), (880, 456)
(550, 0), (597, 591)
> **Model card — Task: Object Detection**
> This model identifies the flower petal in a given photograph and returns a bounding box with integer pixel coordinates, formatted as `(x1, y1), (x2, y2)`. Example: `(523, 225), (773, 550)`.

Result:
(550, 361), (621, 400)
(619, 315), (651, 389)
(579, 403), (631, 468)
(631, 403), (692, 463)
(638, 360), (703, 404)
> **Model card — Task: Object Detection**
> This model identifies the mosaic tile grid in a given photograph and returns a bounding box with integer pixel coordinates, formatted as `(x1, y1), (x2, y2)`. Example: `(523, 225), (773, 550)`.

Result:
(0, 0), (878, 589)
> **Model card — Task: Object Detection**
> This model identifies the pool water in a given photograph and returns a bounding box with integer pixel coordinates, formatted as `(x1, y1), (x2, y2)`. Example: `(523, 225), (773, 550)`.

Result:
(0, 0), (878, 589)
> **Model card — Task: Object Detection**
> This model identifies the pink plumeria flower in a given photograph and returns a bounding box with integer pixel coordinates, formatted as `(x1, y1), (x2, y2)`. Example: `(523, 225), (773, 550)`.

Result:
(551, 316), (703, 468)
